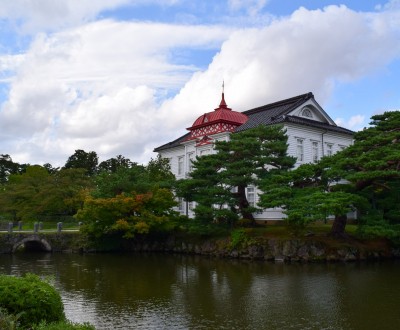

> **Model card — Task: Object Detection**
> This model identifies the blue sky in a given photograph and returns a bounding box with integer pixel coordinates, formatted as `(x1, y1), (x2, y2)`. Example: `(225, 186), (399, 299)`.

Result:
(0, 0), (399, 166)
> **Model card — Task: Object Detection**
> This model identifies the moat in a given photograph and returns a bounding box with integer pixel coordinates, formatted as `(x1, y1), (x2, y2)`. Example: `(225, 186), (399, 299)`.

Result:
(1, 252), (399, 329)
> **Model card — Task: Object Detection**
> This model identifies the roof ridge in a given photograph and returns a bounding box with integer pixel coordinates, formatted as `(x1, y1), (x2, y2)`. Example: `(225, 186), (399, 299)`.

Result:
(243, 92), (313, 115)
(153, 132), (190, 152)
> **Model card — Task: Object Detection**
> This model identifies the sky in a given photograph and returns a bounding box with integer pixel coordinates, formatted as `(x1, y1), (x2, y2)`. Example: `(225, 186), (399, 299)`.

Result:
(0, 0), (399, 167)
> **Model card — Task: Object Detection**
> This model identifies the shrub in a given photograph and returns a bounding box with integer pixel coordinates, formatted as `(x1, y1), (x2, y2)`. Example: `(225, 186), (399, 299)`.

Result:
(0, 307), (21, 330)
(33, 320), (95, 330)
(0, 274), (64, 328)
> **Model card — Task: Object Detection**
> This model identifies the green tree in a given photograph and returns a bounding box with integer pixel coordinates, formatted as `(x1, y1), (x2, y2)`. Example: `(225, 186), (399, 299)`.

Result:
(331, 111), (400, 233)
(0, 154), (27, 184)
(0, 166), (92, 222)
(36, 168), (94, 219)
(79, 156), (177, 244)
(93, 164), (148, 198)
(64, 149), (98, 176)
(94, 155), (175, 198)
(0, 165), (49, 221)
(76, 188), (178, 242)
(97, 155), (133, 173)
(259, 162), (366, 236)
(175, 152), (234, 229)
(176, 125), (295, 227)
(43, 162), (59, 174)
(260, 111), (400, 237)
(146, 154), (175, 188)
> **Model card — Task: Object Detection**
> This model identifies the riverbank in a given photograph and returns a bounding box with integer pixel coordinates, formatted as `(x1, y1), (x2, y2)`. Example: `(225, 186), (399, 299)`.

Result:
(1, 229), (399, 262)
(117, 233), (400, 262)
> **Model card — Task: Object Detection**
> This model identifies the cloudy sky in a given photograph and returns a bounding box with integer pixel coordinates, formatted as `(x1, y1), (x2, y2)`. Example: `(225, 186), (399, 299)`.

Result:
(0, 0), (399, 166)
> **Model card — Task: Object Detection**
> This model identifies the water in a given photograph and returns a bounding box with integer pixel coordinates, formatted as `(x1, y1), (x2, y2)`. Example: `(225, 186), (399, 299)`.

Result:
(0, 253), (399, 330)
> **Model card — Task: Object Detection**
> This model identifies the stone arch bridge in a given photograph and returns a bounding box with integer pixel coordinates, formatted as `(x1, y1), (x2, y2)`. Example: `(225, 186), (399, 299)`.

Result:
(0, 232), (79, 253)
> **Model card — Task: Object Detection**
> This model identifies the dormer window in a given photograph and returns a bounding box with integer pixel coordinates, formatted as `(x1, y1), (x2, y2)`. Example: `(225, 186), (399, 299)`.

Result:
(302, 108), (313, 118)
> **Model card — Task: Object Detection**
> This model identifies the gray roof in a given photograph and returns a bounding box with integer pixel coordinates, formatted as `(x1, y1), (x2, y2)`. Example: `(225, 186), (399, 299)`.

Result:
(153, 92), (354, 152)
(236, 92), (313, 131)
(153, 132), (190, 152)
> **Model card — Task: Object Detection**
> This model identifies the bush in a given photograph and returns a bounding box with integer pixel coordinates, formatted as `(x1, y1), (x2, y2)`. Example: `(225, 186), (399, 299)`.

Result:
(0, 307), (21, 330)
(229, 228), (256, 249)
(33, 320), (95, 330)
(0, 274), (65, 328)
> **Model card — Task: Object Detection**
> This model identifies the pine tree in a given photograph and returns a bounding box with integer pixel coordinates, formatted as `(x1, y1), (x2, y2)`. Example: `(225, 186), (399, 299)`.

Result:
(176, 125), (296, 227)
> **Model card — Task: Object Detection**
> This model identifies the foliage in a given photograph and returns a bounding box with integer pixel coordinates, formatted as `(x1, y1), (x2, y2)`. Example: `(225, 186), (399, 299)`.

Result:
(357, 221), (400, 239)
(77, 188), (178, 243)
(259, 159), (368, 236)
(0, 154), (27, 184)
(43, 163), (59, 174)
(260, 111), (400, 237)
(146, 154), (176, 189)
(229, 228), (257, 249)
(94, 155), (175, 198)
(33, 320), (95, 330)
(175, 153), (235, 227)
(176, 125), (295, 227)
(0, 274), (64, 328)
(331, 111), (400, 225)
(63, 150), (98, 176)
(97, 154), (133, 173)
(0, 307), (21, 330)
(93, 164), (148, 198)
(0, 166), (93, 222)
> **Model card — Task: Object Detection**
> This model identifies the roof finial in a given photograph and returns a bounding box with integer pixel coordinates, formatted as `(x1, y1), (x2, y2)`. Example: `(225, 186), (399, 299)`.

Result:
(219, 80), (227, 109)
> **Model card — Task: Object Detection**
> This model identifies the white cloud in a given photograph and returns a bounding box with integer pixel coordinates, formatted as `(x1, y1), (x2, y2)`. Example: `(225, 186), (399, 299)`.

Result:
(228, 0), (269, 16)
(159, 5), (400, 129)
(335, 115), (366, 130)
(0, 0), (126, 33)
(0, 0), (183, 33)
(1, 4), (400, 166)
(0, 20), (230, 165)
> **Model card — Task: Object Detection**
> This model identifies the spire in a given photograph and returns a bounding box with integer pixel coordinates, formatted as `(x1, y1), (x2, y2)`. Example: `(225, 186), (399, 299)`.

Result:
(219, 80), (228, 109)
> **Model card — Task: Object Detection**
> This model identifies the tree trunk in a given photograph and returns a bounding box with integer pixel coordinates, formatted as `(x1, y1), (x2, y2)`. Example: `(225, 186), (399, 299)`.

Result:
(330, 214), (347, 238)
(237, 185), (255, 225)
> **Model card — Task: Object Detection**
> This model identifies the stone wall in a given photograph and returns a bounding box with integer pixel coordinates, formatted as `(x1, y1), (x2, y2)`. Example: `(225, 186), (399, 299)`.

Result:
(1, 232), (399, 262)
(121, 236), (400, 262)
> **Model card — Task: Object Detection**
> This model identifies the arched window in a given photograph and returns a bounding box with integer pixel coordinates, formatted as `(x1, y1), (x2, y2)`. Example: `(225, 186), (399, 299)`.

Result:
(302, 108), (313, 118)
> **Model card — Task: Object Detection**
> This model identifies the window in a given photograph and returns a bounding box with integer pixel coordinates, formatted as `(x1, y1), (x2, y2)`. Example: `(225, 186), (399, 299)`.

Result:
(188, 202), (195, 211)
(246, 187), (256, 207)
(296, 139), (304, 162)
(302, 108), (313, 118)
(187, 152), (194, 172)
(339, 145), (346, 151)
(177, 198), (184, 212)
(326, 144), (333, 157)
(178, 156), (184, 175)
(200, 149), (210, 156)
(312, 141), (319, 162)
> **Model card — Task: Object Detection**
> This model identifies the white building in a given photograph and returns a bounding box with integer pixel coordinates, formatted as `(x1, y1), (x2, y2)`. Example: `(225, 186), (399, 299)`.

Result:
(154, 92), (354, 222)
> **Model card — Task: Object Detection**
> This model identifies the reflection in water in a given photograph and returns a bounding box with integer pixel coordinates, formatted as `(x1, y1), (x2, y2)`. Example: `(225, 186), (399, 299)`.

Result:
(0, 253), (399, 330)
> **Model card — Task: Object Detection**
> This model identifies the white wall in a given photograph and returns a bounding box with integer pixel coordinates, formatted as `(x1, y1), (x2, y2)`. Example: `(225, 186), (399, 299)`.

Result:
(158, 124), (354, 221)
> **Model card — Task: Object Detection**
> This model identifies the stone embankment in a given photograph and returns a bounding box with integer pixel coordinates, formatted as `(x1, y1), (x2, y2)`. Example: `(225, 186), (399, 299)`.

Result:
(1, 231), (399, 262)
(123, 236), (400, 262)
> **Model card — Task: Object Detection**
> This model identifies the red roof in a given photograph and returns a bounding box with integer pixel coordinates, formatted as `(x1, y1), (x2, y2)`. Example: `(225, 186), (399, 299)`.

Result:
(188, 93), (248, 131)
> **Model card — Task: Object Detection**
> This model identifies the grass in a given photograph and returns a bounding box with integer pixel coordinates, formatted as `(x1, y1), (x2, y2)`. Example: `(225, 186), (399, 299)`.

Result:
(246, 223), (358, 238)
(239, 223), (394, 253)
